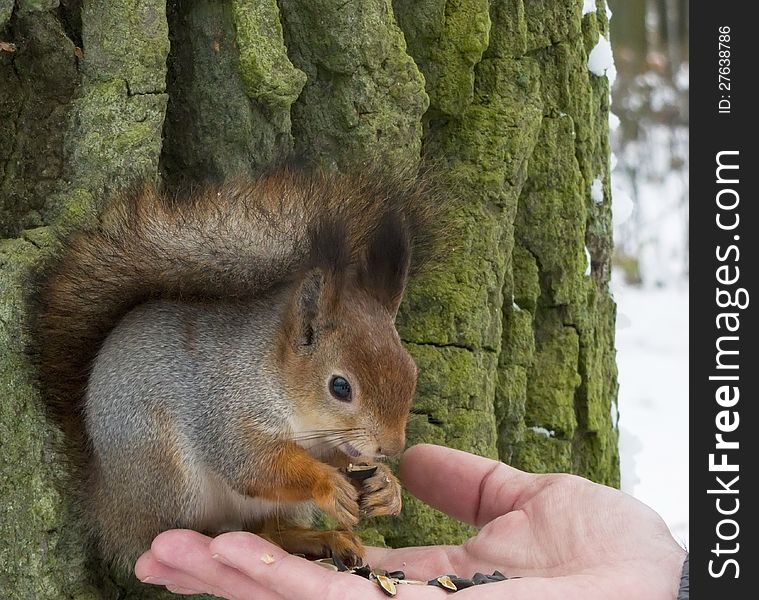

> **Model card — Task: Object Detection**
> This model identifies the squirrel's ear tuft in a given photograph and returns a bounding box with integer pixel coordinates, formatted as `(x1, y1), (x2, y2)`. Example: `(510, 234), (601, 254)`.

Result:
(308, 215), (350, 282)
(359, 210), (412, 318)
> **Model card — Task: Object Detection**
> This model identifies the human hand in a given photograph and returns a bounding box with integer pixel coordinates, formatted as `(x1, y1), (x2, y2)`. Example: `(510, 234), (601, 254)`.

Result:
(135, 443), (686, 599)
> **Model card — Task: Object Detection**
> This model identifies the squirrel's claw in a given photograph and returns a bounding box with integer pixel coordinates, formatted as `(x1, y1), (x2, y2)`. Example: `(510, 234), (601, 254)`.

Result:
(261, 527), (364, 568)
(358, 463), (403, 518)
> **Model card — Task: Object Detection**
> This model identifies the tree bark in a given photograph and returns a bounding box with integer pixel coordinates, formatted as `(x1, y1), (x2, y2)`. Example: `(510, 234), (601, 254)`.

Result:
(1, 1), (619, 597)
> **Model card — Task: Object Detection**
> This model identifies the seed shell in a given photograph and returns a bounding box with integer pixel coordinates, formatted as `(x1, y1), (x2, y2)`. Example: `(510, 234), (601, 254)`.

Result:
(352, 565), (372, 579)
(314, 558), (339, 572)
(433, 575), (457, 592)
(449, 577), (475, 589)
(346, 463), (378, 481)
(376, 574), (397, 597)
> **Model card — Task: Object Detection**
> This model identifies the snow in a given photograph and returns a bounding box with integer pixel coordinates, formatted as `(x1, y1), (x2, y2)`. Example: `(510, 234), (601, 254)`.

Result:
(529, 426), (555, 438)
(614, 280), (689, 547)
(583, 246), (592, 276)
(590, 178), (604, 204)
(588, 36), (617, 86)
(608, 112), (621, 132)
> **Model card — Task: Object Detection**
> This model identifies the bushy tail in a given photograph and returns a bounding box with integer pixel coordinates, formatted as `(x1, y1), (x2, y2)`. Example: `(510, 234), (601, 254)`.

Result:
(28, 164), (445, 460)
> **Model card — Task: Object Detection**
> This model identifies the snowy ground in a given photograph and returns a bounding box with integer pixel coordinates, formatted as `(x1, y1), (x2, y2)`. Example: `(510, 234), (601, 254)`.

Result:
(614, 279), (689, 548)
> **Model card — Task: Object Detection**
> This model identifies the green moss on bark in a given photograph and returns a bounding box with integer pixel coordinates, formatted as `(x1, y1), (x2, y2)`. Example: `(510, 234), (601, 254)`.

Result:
(17, 1), (60, 13)
(397, 203), (507, 350)
(231, 0), (306, 113)
(62, 80), (167, 195)
(526, 321), (581, 437)
(393, 0), (490, 117)
(0, 0), (13, 28)
(513, 430), (573, 473)
(1, 12), (79, 236)
(160, 0), (305, 185)
(0, 236), (98, 599)
(80, 0), (167, 94)
(278, 0), (428, 170)
(523, 0), (582, 52)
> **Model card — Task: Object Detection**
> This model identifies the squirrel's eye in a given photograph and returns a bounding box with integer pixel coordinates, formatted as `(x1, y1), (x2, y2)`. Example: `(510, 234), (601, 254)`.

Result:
(329, 376), (352, 401)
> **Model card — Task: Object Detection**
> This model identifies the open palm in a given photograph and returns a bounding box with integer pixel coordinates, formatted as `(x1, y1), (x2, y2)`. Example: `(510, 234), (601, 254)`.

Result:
(136, 444), (686, 599)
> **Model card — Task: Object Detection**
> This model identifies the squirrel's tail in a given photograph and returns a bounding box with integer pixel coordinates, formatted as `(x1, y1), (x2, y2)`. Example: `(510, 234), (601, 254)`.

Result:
(28, 164), (445, 460)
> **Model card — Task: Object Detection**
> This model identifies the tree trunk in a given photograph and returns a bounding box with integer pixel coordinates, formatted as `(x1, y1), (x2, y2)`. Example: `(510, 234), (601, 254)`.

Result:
(1, 1), (619, 597)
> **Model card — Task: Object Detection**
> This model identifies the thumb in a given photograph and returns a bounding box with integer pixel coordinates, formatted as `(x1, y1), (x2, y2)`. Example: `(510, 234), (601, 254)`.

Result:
(399, 444), (541, 528)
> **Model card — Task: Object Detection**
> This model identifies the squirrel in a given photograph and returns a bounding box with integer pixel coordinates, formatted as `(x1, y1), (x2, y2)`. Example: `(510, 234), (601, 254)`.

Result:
(29, 164), (443, 570)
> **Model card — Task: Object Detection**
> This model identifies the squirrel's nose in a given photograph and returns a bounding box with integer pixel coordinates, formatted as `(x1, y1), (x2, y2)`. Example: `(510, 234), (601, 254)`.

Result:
(377, 438), (405, 459)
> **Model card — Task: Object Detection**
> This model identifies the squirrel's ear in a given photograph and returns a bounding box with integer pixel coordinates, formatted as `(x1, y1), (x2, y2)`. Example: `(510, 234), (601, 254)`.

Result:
(293, 265), (343, 350)
(292, 218), (349, 349)
(293, 268), (326, 349)
(359, 211), (411, 319)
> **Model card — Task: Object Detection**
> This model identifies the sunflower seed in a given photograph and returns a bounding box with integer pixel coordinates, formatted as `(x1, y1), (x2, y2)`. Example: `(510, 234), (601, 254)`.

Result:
(352, 565), (372, 579)
(449, 577), (475, 589)
(345, 463), (378, 481)
(431, 575), (457, 591)
(376, 574), (397, 596)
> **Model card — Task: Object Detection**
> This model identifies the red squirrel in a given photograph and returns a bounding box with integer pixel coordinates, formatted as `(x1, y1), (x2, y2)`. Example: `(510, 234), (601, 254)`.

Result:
(30, 165), (443, 570)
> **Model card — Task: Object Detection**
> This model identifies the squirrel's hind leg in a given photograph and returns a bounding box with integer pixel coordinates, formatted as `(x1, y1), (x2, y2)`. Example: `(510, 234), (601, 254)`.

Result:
(259, 520), (364, 568)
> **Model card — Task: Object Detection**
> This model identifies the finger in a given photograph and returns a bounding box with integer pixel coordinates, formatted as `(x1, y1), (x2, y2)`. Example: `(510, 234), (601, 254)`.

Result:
(144, 529), (285, 600)
(136, 549), (226, 597)
(135, 551), (199, 590)
(166, 584), (208, 595)
(400, 444), (541, 527)
(209, 531), (425, 600)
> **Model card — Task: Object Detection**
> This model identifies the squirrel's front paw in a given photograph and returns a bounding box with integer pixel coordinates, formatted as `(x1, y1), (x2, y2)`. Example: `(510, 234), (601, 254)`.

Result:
(313, 468), (360, 528)
(359, 463), (402, 518)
